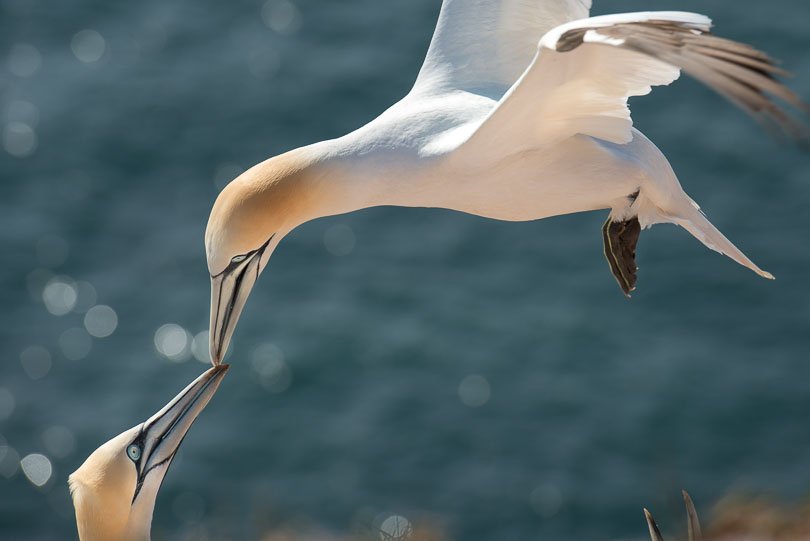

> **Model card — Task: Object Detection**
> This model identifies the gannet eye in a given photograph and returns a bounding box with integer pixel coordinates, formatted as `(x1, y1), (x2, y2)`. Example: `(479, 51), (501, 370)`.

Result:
(127, 444), (142, 462)
(231, 255), (247, 263)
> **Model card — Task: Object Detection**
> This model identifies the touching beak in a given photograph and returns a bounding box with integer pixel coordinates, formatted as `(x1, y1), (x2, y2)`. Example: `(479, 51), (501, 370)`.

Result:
(209, 254), (263, 365)
(134, 364), (229, 497)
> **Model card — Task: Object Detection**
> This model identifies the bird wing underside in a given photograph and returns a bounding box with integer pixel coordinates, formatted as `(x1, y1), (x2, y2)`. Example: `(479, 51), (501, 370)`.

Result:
(412, 0), (591, 98)
(458, 11), (808, 159)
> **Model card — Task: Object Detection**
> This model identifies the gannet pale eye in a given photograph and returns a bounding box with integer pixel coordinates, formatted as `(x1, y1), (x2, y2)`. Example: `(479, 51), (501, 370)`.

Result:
(126, 444), (142, 462)
(231, 254), (247, 263)
(69, 365), (229, 540)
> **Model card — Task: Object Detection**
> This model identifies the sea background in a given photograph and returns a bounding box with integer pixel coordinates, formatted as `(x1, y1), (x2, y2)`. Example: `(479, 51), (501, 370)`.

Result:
(1, 0), (809, 539)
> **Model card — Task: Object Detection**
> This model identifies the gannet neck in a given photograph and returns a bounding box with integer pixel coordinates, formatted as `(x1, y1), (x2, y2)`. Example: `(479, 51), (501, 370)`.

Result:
(245, 140), (365, 224)
(71, 482), (132, 541)
(207, 144), (317, 273)
(69, 430), (151, 541)
(70, 463), (159, 541)
(205, 138), (408, 275)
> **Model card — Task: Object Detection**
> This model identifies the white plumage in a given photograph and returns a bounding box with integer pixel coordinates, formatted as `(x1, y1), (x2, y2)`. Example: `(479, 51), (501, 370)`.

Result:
(205, 1), (806, 364)
(415, 0), (593, 94)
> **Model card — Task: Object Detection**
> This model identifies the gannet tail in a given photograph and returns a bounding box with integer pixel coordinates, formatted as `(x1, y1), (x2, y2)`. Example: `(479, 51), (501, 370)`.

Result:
(603, 131), (774, 295)
(663, 196), (774, 280)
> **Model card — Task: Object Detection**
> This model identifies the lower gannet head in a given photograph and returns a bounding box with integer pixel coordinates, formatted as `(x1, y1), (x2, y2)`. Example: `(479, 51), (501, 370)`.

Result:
(205, 147), (329, 364)
(69, 365), (229, 541)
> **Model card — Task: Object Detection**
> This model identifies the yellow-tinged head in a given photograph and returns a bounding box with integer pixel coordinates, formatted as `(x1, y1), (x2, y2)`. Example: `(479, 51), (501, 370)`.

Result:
(69, 365), (228, 541)
(205, 148), (332, 364)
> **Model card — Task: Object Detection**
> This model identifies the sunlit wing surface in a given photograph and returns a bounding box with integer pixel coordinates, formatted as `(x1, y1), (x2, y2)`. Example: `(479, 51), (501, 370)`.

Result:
(460, 12), (807, 158)
(413, 0), (591, 96)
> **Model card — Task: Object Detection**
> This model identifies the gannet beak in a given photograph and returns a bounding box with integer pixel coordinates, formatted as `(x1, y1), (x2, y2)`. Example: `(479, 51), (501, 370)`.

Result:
(133, 364), (229, 500)
(209, 250), (265, 365)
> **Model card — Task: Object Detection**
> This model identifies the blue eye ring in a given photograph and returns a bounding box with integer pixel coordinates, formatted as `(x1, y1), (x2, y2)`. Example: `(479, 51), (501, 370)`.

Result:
(127, 444), (142, 462)
(231, 254), (247, 263)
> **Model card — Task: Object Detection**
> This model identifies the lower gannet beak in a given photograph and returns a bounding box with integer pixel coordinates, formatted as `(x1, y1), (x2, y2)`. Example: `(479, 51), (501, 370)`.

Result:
(209, 247), (267, 365)
(132, 364), (229, 500)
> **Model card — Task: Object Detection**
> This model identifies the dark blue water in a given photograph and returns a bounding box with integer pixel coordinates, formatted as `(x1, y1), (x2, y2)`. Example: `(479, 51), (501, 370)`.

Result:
(2, 0), (809, 539)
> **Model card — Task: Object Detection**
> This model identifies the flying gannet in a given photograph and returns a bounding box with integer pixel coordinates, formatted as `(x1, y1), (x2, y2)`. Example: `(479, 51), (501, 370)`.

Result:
(69, 365), (228, 541)
(205, 1), (807, 364)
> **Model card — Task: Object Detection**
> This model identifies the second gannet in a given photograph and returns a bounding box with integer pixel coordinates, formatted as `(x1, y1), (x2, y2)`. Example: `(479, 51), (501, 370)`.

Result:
(69, 365), (228, 541)
(205, 1), (807, 364)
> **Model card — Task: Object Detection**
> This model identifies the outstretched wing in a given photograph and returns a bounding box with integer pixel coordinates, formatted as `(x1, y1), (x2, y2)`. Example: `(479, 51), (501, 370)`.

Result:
(413, 0), (591, 97)
(460, 11), (807, 157)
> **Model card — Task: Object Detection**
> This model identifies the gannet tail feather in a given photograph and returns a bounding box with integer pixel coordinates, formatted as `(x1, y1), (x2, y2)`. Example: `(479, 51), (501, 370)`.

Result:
(664, 196), (774, 280)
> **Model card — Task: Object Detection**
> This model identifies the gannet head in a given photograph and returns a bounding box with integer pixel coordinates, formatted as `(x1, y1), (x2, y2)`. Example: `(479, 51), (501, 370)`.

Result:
(69, 365), (229, 541)
(205, 148), (327, 364)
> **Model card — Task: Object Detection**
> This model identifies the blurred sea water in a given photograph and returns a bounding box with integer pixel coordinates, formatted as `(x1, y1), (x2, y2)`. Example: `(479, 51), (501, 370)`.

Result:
(1, 0), (809, 539)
